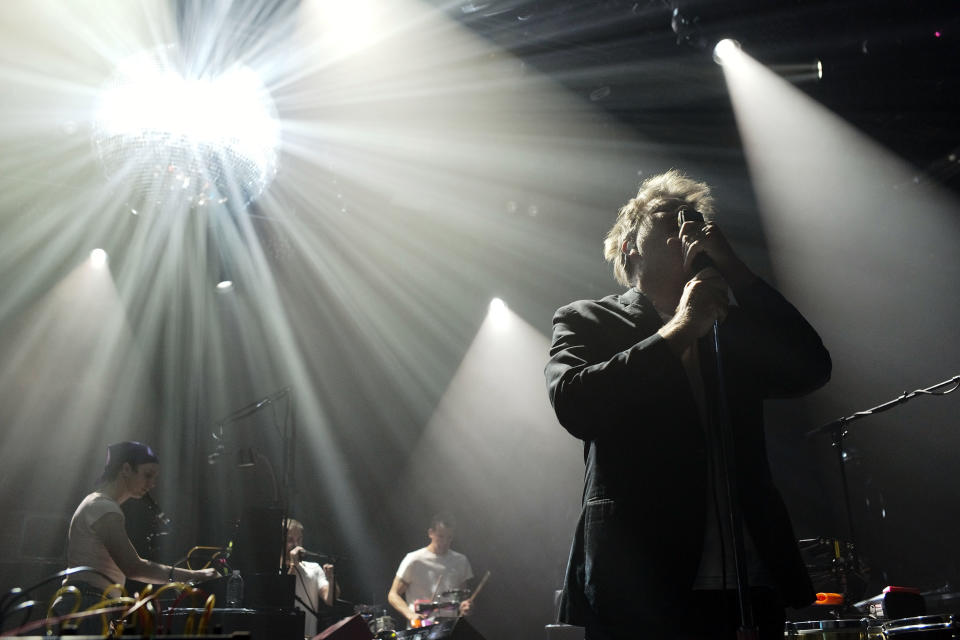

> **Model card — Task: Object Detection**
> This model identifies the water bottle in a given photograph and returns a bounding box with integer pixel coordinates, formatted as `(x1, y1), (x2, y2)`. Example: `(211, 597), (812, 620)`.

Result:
(225, 569), (244, 608)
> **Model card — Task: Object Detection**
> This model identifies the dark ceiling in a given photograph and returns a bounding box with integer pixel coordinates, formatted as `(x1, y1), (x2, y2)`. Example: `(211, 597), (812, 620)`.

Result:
(428, 0), (960, 191)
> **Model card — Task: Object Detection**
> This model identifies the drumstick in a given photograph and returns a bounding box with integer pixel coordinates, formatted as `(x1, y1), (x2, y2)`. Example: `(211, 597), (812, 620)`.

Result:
(430, 573), (446, 601)
(465, 571), (491, 603)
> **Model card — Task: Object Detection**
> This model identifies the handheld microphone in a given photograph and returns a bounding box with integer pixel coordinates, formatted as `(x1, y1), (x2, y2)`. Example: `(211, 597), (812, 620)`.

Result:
(143, 492), (172, 526)
(677, 206), (713, 274)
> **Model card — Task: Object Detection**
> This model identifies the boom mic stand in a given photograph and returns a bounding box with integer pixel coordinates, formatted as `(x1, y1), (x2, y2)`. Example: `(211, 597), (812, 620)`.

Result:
(805, 373), (960, 599)
(209, 386), (295, 576)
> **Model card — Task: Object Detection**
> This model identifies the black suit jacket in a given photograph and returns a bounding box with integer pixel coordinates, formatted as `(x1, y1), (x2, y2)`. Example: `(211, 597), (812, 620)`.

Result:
(545, 278), (831, 631)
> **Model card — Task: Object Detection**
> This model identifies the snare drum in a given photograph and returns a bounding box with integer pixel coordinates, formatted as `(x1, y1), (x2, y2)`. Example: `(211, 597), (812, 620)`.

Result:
(785, 619), (870, 639)
(372, 615), (398, 640)
(883, 615), (956, 639)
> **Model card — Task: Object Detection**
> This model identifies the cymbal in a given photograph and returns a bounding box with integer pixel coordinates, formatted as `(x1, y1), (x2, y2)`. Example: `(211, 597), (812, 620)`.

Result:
(440, 589), (471, 599)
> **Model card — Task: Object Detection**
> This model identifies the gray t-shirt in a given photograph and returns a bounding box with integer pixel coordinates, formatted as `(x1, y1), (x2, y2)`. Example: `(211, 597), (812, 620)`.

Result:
(67, 492), (125, 592)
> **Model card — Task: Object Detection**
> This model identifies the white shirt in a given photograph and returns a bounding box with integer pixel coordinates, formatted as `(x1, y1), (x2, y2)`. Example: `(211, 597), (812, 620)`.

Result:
(67, 492), (125, 592)
(292, 561), (330, 637)
(396, 547), (473, 617)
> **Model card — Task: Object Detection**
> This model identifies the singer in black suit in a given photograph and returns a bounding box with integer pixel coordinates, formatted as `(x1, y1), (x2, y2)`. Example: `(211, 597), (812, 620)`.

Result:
(544, 170), (831, 639)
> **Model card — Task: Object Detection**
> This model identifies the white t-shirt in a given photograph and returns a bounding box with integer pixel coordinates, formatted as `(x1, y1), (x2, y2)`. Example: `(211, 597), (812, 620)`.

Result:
(292, 561), (330, 637)
(67, 492), (125, 592)
(396, 547), (473, 617)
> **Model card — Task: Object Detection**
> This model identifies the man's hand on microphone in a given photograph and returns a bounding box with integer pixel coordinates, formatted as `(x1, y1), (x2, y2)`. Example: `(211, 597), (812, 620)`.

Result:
(288, 545), (306, 571)
(678, 220), (755, 289)
(658, 268), (729, 355)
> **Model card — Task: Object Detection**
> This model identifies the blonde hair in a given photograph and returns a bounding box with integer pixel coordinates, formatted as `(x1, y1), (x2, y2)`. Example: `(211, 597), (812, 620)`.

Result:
(284, 518), (304, 535)
(603, 169), (715, 286)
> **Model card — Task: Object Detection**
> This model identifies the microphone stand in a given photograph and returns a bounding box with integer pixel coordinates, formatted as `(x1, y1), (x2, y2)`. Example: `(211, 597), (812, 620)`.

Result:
(805, 373), (960, 598)
(680, 207), (756, 638)
(705, 319), (757, 640)
(209, 386), (294, 576)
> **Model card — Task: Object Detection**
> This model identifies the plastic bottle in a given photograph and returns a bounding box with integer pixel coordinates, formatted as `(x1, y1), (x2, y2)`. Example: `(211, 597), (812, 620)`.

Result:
(226, 569), (244, 608)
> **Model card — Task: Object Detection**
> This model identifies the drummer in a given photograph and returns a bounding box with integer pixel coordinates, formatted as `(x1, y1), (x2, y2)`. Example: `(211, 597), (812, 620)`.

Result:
(388, 513), (474, 626)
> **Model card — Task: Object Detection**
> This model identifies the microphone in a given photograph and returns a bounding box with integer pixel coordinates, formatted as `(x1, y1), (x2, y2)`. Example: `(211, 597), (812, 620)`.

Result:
(143, 492), (172, 527)
(300, 549), (341, 562)
(677, 206), (713, 274)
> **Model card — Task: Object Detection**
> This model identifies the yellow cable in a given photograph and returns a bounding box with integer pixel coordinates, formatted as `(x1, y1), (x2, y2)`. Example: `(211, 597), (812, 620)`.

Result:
(45, 586), (82, 634)
(197, 594), (216, 636)
(185, 546), (222, 570)
(74, 596), (136, 637)
(139, 581), (207, 634)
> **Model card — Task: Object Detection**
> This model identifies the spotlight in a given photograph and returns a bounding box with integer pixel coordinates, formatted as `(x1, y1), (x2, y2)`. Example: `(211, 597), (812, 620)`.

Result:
(489, 297), (509, 328)
(817, 59), (823, 80)
(216, 280), (234, 291)
(712, 38), (742, 65)
(90, 248), (108, 268)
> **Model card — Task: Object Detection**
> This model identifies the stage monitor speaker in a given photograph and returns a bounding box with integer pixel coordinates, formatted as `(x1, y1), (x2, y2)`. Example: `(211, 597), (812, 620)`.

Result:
(234, 506), (283, 575)
(314, 614), (373, 640)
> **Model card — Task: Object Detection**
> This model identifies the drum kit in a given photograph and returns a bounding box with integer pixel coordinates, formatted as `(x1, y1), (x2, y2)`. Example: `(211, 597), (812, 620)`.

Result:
(790, 375), (960, 638)
(785, 615), (955, 638)
(354, 604), (397, 639)
(356, 583), (485, 640)
(356, 590), (468, 639)
(354, 591), (466, 640)
(789, 536), (960, 637)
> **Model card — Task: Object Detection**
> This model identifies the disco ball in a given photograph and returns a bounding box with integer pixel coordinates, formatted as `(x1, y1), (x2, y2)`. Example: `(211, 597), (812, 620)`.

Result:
(91, 45), (280, 213)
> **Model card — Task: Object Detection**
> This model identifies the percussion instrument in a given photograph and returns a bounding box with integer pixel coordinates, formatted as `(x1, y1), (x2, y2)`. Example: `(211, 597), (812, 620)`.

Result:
(785, 618), (873, 639)
(882, 615), (956, 639)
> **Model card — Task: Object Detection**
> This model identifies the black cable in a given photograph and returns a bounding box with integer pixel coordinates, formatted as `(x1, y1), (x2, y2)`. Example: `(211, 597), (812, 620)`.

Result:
(0, 566), (115, 632)
(291, 564), (322, 632)
(4, 598), (36, 634)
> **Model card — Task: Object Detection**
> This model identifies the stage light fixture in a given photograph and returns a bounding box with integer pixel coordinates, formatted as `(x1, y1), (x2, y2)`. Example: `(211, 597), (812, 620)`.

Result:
(91, 44), (280, 213)
(489, 297), (510, 328)
(216, 280), (234, 291)
(713, 38), (742, 65)
(90, 248), (108, 268)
